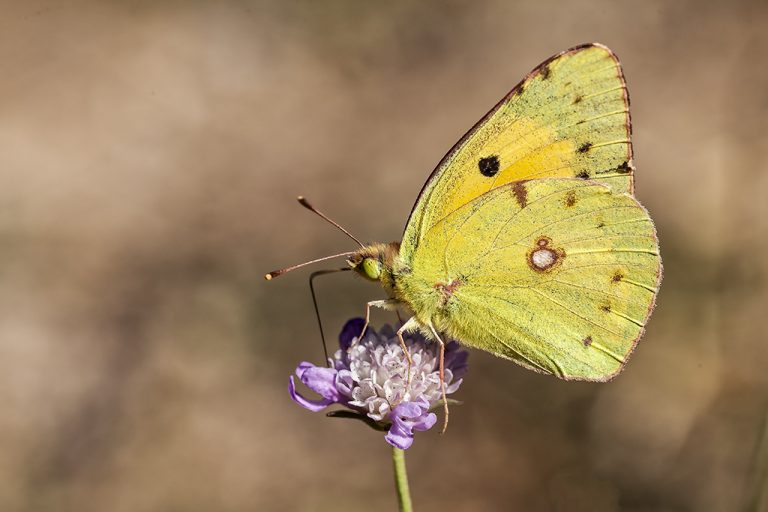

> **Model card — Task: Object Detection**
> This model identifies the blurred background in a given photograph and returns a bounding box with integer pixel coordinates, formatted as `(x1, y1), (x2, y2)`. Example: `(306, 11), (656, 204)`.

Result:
(1, 0), (766, 510)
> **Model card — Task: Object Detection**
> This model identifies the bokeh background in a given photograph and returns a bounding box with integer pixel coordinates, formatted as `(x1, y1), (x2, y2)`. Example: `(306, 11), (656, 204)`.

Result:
(1, 1), (767, 510)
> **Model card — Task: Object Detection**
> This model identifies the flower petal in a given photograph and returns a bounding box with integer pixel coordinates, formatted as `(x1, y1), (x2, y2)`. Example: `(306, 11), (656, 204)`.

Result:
(445, 343), (469, 379)
(378, 323), (395, 339)
(335, 370), (355, 397)
(298, 364), (340, 401)
(446, 378), (463, 394)
(412, 412), (437, 432)
(339, 318), (366, 352)
(383, 401), (437, 449)
(392, 401), (424, 419)
(295, 361), (315, 377)
(385, 422), (415, 450)
(288, 376), (334, 412)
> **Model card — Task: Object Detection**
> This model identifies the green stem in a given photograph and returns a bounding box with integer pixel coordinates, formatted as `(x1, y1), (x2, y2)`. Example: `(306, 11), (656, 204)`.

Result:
(392, 447), (413, 512)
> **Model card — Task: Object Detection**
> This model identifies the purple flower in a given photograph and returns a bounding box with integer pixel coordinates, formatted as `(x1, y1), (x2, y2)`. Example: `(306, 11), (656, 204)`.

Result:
(289, 318), (469, 449)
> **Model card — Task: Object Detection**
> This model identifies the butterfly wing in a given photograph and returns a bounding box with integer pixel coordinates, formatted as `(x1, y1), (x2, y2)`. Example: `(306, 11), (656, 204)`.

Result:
(401, 43), (633, 262)
(398, 179), (661, 380)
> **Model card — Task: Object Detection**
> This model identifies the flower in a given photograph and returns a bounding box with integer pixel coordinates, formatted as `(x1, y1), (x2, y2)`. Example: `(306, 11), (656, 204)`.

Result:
(289, 318), (469, 449)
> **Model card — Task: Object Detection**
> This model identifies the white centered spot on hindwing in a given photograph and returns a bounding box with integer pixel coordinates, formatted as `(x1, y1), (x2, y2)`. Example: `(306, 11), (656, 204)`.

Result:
(531, 248), (557, 269)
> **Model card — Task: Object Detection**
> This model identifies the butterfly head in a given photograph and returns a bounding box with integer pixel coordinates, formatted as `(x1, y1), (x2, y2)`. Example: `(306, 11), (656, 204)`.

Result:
(347, 243), (400, 283)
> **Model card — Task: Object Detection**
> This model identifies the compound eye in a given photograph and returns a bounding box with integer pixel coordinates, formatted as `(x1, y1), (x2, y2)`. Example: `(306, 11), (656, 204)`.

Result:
(362, 258), (382, 280)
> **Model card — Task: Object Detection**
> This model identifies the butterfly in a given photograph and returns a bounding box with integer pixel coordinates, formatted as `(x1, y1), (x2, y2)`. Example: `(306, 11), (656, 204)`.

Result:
(267, 43), (662, 431)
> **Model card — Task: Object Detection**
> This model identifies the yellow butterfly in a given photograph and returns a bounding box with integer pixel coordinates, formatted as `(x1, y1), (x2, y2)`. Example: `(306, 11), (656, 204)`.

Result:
(267, 43), (662, 431)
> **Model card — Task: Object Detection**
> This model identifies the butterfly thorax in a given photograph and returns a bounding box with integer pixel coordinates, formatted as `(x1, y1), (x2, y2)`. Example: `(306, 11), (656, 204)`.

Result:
(349, 242), (461, 334)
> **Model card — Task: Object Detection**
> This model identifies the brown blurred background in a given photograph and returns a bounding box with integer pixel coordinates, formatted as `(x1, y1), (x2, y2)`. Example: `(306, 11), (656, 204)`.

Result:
(1, 1), (767, 511)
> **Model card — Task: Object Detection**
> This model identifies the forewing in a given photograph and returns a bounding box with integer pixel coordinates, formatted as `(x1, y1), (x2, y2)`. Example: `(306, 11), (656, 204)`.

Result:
(406, 179), (661, 381)
(402, 43), (633, 262)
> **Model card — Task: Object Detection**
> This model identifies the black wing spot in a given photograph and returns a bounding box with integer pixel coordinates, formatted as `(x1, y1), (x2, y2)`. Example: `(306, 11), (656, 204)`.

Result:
(478, 155), (500, 177)
(600, 303), (611, 313)
(612, 271), (624, 283)
(576, 171), (590, 180)
(578, 142), (592, 153)
(596, 160), (633, 175)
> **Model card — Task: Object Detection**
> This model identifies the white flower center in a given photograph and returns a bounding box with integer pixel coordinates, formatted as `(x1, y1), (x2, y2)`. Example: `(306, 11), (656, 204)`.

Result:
(338, 334), (456, 415)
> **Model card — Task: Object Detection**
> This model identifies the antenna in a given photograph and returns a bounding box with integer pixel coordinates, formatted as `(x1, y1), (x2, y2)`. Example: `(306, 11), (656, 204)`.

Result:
(297, 196), (364, 248)
(264, 251), (356, 280)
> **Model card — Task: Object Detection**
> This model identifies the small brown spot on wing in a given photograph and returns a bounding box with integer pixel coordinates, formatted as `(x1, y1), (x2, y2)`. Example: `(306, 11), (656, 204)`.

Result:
(612, 271), (624, 283)
(600, 303), (611, 313)
(578, 142), (592, 153)
(564, 190), (577, 207)
(435, 279), (462, 308)
(583, 336), (593, 347)
(541, 63), (551, 80)
(573, 94), (583, 104)
(512, 181), (528, 208)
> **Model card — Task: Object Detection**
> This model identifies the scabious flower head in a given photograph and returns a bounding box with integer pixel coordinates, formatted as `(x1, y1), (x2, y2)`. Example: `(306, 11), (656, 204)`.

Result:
(289, 318), (469, 449)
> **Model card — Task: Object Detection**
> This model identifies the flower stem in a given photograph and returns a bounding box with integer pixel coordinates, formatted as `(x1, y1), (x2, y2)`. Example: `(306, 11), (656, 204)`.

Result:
(392, 447), (413, 512)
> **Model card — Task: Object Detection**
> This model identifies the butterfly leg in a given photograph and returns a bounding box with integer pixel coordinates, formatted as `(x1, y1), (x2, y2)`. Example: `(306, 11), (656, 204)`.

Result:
(395, 317), (419, 396)
(358, 299), (400, 344)
(427, 323), (450, 435)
